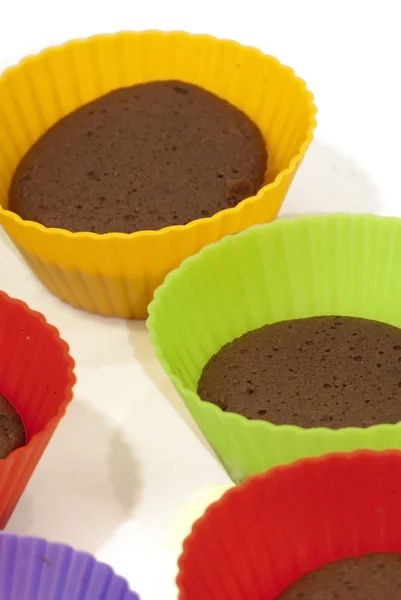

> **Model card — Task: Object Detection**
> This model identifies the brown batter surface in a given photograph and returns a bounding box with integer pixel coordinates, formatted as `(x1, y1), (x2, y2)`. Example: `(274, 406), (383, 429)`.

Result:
(277, 553), (401, 600)
(197, 316), (401, 428)
(0, 392), (25, 458)
(9, 80), (267, 234)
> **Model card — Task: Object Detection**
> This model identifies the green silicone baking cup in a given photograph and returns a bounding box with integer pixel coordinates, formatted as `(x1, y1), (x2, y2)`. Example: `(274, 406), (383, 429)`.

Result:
(147, 214), (401, 483)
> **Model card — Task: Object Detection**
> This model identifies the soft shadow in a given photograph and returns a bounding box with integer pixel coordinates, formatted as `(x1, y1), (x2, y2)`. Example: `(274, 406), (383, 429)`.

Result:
(280, 138), (381, 216)
(127, 321), (215, 454)
(7, 401), (140, 553)
(0, 228), (23, 259)
(109, 430), (137, 513)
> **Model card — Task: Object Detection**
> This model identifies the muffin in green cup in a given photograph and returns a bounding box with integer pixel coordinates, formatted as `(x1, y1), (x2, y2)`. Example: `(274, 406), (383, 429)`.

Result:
(148, 214), (401, 483)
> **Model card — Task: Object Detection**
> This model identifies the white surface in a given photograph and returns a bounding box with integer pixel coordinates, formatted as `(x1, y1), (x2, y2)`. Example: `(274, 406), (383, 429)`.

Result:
(0, 1), (400, 598)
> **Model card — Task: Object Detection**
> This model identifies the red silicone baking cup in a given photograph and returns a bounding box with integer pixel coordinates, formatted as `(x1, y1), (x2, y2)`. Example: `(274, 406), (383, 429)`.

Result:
(0, 291), (75, 527)
(177, 450), (401, 599)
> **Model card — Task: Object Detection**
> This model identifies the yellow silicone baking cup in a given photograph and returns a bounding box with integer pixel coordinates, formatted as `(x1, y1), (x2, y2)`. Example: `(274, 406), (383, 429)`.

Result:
(0, 32), (316, 319)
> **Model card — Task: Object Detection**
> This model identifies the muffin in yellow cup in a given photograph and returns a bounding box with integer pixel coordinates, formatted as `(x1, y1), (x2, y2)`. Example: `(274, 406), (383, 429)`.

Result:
(0, 32), (316, 319)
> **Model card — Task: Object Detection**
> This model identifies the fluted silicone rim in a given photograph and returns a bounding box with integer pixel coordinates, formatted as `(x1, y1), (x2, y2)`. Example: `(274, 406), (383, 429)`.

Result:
(0, 533), (139, 599)
(0, 31), (316, 241)
(0, 290), (76, 464)
(148, 212), (401, 438)
(180, 449), (386, 550)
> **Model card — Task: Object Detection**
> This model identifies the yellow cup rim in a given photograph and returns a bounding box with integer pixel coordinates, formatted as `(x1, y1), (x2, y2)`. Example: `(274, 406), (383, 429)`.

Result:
(0, 30), (317, 242)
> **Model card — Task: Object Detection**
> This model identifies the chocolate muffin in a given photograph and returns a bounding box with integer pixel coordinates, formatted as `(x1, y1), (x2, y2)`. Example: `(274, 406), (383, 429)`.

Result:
(9, 81), (267, 234)
(277, 553), (401, 599)
(197, 316), (401, 428)
(0, 393), (25, 458)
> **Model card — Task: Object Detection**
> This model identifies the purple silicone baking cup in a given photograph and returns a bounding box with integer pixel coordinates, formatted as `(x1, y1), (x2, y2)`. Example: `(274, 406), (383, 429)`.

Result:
(0, 534), (139, 600)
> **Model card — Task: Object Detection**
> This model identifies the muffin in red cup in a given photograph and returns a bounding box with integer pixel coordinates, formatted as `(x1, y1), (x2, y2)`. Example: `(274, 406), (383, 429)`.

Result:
(0, 291), (75, 527)
(177, 450), (401, 599)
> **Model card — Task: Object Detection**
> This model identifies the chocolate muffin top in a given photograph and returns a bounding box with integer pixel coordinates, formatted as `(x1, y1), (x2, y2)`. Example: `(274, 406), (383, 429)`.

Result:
(197, 316), (401, 429)
(9, 80), (267, 234)
(0, 392), (25, 458)
(277, 553), (401, 600)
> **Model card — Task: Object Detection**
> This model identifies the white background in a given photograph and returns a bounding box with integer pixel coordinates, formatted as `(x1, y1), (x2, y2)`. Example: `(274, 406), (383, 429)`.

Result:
(0, 1), (399, 598)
